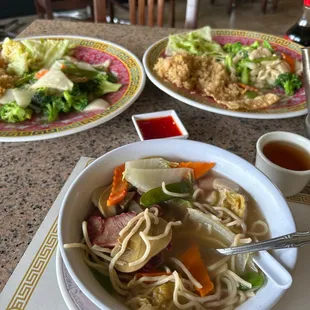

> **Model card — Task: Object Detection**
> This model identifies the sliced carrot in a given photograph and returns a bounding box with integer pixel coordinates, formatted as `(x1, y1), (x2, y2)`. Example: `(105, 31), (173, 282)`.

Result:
(237, 83), (258, 91)
(60, 63), (66, 70)
(281, 52), (295, 72)
(180, 244), (214, 297)
(136, 271), (172, 279)
(107, 164), (128, 207)
(35, 69), (49, 79)
(178, 162), (215, 179)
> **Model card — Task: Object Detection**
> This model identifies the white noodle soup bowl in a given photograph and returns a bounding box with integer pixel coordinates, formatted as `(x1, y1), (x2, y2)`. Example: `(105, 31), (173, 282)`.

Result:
(255, 131), (310, 197)
(58, 139), (297, 310)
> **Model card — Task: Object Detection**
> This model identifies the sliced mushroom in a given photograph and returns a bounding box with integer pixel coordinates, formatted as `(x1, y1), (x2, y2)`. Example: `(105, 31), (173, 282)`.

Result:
(213, 178), (240, 192)
(115, 217), (172, 273)
(98, 185), (117, 218)
(127, 200), (144, 214)
(91, 186), (108, 207)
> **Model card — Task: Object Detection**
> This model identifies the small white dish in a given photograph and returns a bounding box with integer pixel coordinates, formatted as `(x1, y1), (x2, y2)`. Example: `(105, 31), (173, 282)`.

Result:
(131, 110), (189, 141)
(255, 131), (310, 197)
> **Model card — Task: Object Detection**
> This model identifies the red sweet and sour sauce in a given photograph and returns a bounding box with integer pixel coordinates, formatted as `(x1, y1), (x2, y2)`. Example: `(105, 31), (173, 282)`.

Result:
(137, 116), (182, 140)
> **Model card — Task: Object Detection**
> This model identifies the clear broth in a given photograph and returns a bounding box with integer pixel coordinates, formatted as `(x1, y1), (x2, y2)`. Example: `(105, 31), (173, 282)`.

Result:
(160, 171), (269, 267)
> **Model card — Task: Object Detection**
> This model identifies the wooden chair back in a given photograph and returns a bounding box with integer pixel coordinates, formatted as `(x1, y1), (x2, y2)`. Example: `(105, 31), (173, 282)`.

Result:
(35, 0), (94, 19)
(92, 0), (199, 29)
(129, 0), (175, 28)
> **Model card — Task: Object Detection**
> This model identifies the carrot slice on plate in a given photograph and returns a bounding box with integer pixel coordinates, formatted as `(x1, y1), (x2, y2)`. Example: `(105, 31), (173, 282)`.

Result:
(178, 162), (215, 179)
(281, 52), (295, 72)
(107, 164), (128, 207)
(35, 69), (49, 79)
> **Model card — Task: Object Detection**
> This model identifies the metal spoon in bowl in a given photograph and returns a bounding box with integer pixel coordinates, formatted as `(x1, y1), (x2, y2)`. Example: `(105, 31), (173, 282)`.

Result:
(214, 231), (310, 256)
(211, 231), (310, 289)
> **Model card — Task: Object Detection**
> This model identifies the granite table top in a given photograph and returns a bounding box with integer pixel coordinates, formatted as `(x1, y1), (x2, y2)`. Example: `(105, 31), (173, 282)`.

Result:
(0, 20), (309, 291)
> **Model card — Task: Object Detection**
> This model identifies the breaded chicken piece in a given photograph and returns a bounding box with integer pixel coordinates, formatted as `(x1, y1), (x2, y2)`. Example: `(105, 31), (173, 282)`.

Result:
(154, 54), (279, 111)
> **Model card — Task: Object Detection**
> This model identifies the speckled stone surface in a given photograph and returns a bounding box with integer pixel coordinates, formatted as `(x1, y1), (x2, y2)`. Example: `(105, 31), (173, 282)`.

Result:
(0, 20), (309, 291)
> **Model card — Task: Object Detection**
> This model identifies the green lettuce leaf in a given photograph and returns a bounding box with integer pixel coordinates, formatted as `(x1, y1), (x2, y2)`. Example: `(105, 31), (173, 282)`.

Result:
(166, 26), (224, 58)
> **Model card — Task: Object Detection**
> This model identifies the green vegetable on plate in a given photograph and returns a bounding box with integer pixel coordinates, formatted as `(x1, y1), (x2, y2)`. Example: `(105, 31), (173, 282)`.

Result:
(223, 42), (243, 55)
(63, 84), (88, 111)
(241, 67), (250, 85)
(262, 40), (274, 52)
(166, 26), (225, 59)
(275, 72), (302, 96)
(0, 101), (32, 123)
(245, 91), (258, 99)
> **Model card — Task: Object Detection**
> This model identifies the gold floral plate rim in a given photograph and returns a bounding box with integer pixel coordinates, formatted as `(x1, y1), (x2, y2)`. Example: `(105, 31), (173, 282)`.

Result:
(0, 35), (146, 142)
(143, 29), (307, 120)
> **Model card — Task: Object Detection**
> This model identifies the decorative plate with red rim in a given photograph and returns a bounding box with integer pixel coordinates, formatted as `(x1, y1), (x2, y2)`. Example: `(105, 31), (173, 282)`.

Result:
(0, 35), (145, 142)
(143, 29), (306, 119)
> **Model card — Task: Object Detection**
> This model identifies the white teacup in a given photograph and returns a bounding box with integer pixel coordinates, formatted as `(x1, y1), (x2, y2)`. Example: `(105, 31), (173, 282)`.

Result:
(255, 131), (310, 197)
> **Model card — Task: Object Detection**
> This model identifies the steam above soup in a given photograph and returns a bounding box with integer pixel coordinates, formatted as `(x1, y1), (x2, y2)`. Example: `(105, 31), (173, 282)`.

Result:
(64, 157), (268, 310)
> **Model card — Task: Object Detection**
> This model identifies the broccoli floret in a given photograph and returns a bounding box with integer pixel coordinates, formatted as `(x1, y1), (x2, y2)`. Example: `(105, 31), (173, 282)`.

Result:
(43, 101), (61, 122)
(93, 74), (122, 96)
(32, 88), (68, 121)
(0, 101), (32, 123)
(275, 73), (302, 96)
(63, 84), (88, 111)
(31, 88), (53, 107)
(223, 42), (243, 55)
(58, 97), (71, 113)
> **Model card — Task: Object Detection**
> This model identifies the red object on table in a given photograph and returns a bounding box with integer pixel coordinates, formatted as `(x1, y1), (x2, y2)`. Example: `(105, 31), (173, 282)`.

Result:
(285, 0), (310, 46)
(137, 116), (182, 140)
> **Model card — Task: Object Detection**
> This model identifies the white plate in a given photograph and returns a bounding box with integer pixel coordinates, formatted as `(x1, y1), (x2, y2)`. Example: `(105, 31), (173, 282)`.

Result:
(142, 30), (307, 119)
(0, 35), (146, 142)
(58, 139), (297, 310)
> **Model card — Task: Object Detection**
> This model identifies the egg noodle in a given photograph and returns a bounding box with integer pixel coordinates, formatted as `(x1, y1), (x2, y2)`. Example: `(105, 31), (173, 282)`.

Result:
(64, 182), (268, 310)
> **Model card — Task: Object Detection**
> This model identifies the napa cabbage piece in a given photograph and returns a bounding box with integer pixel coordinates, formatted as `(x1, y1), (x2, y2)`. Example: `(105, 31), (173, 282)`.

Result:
(22, 38), (76, 70)
(151, 282), (175, 309)
(12, 88), (36, 108)
(31, 69), (74, 91)
(125, 158), (178, 170)
(188, 209), (254, 275)
(1, 38), (28, 76)
(123, 168), (193, 192)
(1, 37), (76, 76)
(166, 26), (224, 59)
(83, 98), (109, 112)
(0, 89), (15, 104)
(218, 189), (247, 219)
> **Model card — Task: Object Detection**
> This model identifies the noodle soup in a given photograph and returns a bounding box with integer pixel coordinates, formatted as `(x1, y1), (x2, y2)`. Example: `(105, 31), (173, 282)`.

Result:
(64, 157), (268, 310)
